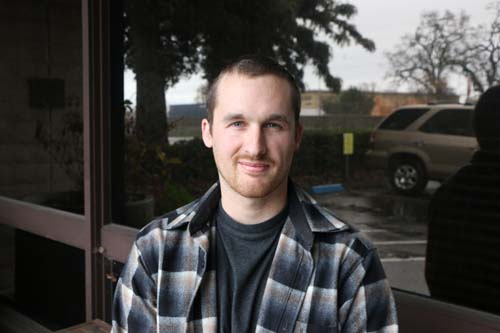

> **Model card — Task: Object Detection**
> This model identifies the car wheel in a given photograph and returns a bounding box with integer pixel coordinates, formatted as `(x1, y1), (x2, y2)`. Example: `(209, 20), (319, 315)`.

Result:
(389, 159), (427, 195)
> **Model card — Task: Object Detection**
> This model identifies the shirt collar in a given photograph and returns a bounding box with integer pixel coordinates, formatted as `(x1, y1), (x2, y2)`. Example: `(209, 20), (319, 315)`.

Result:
(287, 180), (349, 249)
(165, 180), (349, 246)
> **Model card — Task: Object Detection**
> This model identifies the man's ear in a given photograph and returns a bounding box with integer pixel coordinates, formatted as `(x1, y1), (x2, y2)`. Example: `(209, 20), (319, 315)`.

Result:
(294, 122), (304, 150)
(201, 118), (213, 148)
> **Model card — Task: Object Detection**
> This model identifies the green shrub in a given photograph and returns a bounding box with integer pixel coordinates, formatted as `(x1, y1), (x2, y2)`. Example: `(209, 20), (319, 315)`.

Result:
(165, 130), (373, 198)
(166, 138), (218, 198)
(154, 182), (195, 213)
(291, 129), (372, 187)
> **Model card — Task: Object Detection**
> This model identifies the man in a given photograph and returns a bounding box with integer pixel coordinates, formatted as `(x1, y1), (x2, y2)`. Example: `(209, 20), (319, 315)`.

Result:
(112, 55), (398, 332)
(426, 85), (500, 315)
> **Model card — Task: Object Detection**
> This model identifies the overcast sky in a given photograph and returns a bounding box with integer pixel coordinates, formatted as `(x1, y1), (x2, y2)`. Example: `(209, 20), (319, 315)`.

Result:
(124, 0), (495, 105)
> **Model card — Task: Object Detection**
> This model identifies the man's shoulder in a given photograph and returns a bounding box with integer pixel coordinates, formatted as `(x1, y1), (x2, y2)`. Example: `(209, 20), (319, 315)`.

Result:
(304, 198), (381, 280)
(127, 197), (204, 273)
(293, 184), (376, 257)
(313, 225), (377, 263)
(138, 198), (197, 233)
(293, 184), (350, 232)
(135, 182), (220, 242)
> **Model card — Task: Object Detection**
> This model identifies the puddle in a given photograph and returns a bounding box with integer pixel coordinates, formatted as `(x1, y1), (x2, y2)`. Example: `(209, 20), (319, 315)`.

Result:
(318, 191), (430, 224)
(368, 195), (429, 223)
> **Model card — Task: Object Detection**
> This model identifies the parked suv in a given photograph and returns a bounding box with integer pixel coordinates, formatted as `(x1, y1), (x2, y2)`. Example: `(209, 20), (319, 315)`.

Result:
(365, 104), (478, 195)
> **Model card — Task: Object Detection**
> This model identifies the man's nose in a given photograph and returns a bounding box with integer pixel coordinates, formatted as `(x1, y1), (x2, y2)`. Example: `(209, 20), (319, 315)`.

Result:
(244, 126), (267, 158)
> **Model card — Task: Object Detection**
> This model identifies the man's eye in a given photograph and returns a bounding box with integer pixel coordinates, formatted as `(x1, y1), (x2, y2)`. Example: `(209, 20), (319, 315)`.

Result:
(231, 121), (243, 127)
(264, 123), (282, 129)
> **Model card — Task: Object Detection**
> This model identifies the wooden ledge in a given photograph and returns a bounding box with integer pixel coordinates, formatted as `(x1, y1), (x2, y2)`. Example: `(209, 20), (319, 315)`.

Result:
(56, 319), (111, 333)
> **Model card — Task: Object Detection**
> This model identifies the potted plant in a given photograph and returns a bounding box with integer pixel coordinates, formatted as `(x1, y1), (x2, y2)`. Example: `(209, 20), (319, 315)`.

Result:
(32, 111), (84, 214)
(33, 103), (194, 227)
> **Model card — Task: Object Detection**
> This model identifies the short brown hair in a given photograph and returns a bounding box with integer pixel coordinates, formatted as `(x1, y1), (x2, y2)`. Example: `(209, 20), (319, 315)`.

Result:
(206, 55), (301, 124)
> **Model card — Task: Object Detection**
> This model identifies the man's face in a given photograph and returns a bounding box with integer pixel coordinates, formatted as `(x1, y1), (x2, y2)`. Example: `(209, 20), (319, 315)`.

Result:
(202, 72), (303, 199)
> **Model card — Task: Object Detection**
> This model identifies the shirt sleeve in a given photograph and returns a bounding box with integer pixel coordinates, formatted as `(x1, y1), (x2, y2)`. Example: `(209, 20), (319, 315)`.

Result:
(339, 249), (398, 333)
(111, 242), (158, 333)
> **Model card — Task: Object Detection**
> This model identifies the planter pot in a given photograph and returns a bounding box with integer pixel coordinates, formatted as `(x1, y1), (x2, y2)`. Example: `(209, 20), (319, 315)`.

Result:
(124, 193), (155, 229)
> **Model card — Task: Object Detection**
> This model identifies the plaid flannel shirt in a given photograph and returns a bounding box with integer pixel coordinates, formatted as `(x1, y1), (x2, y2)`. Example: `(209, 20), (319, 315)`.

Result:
(112, 181), (398, 332)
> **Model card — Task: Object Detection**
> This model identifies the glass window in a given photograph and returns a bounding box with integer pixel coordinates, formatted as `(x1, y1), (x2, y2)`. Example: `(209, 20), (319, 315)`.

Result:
(107, 0), (498, 322)
(420, 108), (475, 137)
(0, 0), (83, 214)
(379, 108), (430, 130)
(0, 0), (86, 330)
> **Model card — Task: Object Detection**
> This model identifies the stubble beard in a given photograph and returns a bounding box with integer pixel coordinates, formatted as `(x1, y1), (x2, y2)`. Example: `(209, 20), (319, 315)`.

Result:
(218, 155), (290, 199)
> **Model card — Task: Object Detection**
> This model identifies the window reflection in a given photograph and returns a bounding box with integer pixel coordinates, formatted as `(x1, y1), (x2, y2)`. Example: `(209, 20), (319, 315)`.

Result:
(0, 0), (86, 329)
(0, 0), (83, 214)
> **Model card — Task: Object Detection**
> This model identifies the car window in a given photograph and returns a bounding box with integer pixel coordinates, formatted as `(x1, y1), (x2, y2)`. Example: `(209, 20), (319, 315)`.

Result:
(419, 108), (475, 137)
(379, 108), (430, 130)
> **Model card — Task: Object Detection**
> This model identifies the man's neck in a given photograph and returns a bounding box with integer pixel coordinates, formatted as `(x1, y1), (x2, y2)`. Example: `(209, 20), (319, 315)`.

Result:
(219, 181), (288, 225)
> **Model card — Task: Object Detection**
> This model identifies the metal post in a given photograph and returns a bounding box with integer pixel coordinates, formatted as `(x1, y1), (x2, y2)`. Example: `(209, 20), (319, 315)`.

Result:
(345, 155), (350, 181)
(82, 0), (110, 321)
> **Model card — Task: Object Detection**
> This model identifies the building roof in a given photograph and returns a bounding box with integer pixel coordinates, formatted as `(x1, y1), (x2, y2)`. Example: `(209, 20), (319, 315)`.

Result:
(168, 104), (207, 119)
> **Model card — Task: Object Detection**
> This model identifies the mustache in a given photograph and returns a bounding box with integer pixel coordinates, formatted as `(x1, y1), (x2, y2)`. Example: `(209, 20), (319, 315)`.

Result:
(236, 154), (272, 163)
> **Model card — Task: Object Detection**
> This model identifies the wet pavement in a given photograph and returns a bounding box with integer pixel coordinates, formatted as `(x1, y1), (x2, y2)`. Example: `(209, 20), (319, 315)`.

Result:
(313, 181), (441, 295)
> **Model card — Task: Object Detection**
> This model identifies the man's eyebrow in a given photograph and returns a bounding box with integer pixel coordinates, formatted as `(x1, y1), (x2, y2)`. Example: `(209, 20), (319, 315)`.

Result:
(266, 114), (290, 123)
(222, 113), (244, 122)
(221, 112), (291, 123)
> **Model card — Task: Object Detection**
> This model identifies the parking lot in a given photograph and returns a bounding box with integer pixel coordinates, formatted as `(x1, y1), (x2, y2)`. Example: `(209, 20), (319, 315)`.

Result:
(314, 181), (441, 295)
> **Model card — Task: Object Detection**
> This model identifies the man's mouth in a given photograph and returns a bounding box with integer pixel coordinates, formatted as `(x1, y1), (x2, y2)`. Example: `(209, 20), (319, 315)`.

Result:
(238, 160), (270, 174)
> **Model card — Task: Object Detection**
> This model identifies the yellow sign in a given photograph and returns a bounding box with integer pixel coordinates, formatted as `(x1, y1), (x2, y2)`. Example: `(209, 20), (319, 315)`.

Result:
(343, 133), (354, 155)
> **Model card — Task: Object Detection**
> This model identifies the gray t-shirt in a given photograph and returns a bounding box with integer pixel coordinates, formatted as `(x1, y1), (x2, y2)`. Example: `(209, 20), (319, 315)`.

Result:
(216, 203), (287, 332)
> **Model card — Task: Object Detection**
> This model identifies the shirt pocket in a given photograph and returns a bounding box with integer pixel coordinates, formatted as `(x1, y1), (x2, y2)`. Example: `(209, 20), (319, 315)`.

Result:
(294, 321), (337, 333)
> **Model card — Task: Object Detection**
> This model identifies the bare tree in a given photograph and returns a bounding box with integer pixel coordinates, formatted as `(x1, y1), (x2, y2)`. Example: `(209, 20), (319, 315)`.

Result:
(385, 11), (470, 97)
(453, 2), (500, 93)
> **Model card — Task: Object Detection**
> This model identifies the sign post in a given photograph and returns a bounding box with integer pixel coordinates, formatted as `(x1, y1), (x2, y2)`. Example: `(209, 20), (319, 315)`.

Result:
(343, 133), (354, 180)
